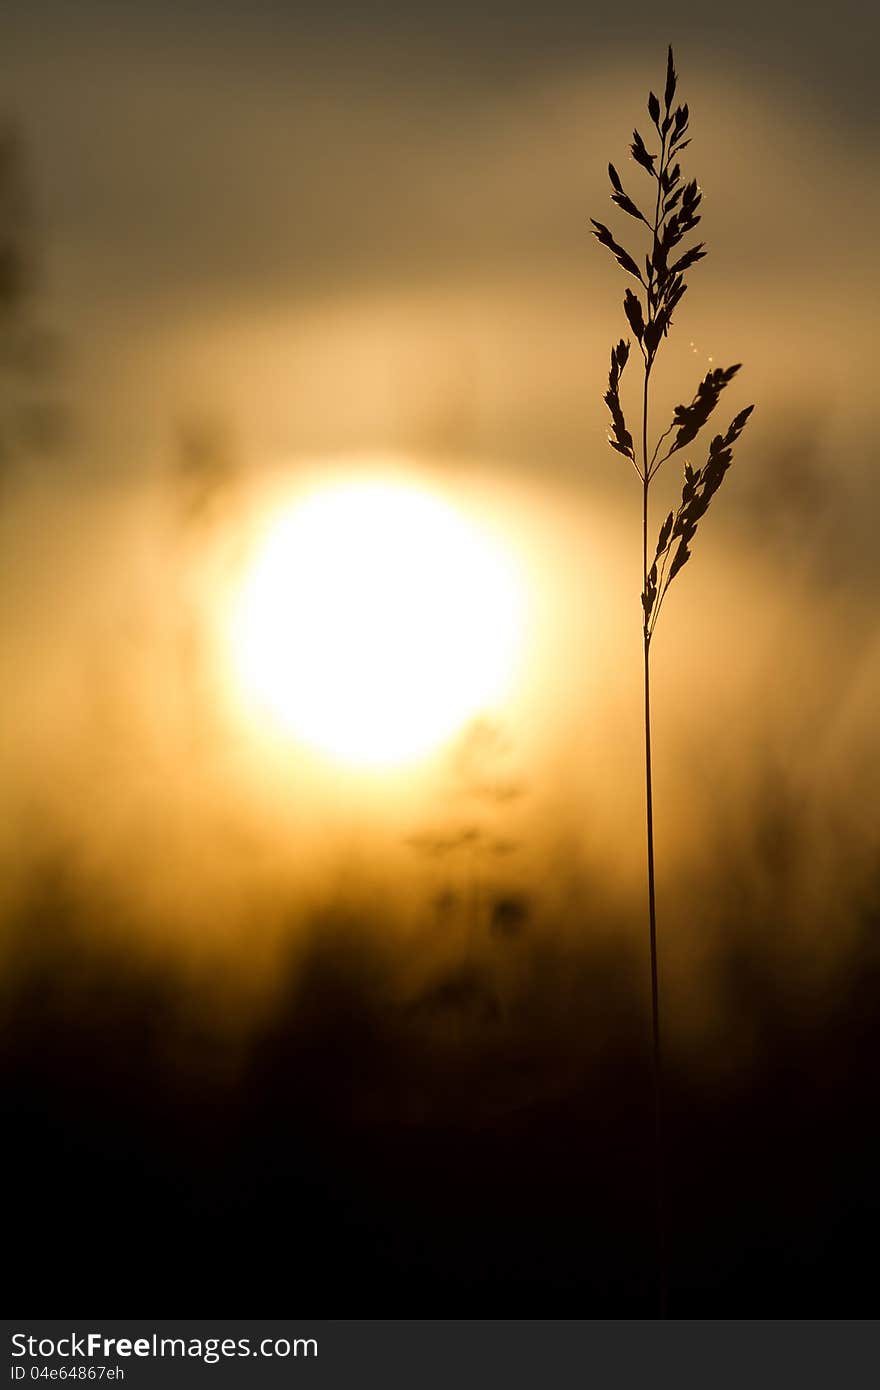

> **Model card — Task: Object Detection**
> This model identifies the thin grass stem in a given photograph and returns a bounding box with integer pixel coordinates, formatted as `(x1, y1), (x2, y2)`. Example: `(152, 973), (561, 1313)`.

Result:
(592, 44), (753, 1317)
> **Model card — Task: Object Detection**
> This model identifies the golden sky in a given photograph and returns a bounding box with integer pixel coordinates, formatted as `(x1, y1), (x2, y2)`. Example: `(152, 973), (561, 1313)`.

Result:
(1, 7), (877, 1026)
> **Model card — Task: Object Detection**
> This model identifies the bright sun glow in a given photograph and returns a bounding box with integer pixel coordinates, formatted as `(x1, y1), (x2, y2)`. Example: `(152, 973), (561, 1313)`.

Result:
(228, 477), (526, 767)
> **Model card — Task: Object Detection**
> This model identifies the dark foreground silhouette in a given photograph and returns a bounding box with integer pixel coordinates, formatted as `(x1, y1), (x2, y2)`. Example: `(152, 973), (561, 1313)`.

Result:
(4, 860), (879, 1316)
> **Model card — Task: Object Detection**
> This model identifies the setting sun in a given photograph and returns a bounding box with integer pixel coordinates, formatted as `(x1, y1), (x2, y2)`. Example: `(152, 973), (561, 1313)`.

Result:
(227, 476), (527, 767)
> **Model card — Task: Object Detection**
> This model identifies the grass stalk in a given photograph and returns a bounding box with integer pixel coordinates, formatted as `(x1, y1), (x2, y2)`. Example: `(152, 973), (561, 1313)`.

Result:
(591, 45), (754, 1315)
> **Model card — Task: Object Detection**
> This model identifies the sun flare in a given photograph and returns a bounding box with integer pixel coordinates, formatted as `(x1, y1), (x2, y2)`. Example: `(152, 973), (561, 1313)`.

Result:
(228, 476), (526, 767)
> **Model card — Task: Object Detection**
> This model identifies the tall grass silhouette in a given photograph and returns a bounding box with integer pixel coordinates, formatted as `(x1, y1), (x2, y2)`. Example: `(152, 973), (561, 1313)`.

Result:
(591, 46), (754, 1312)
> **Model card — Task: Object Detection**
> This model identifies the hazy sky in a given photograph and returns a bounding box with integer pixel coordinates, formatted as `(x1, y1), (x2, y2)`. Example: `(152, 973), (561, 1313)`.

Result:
(0, 1), (874, 494)
(1, 0), (877, 989)
(6, 0), (877, 95)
